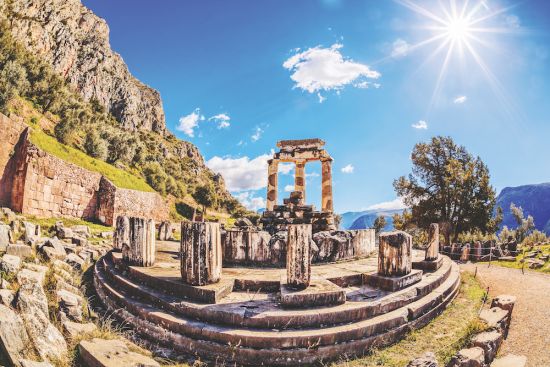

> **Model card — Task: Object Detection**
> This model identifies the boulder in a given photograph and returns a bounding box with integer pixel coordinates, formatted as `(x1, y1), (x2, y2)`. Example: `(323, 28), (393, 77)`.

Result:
(62, 320), (97, 338)
(527, 258), (545, 269)
(407, 352), (439, 367)
(0, 288), (15, 306)
(71, 225), (91, 238)
(0, 304), (31, 367)
(0, 254), (22, 275)
(78, 338), (160, 367)
(16, 275), (68, 360)
(449, 347), (485, 367)
(0, 223), (11, 251)
(56, 225), (74, 240)
(71, 234), (88, 247)
(57, 289), (83, 322)
(6, 244), (33, 258)
(65, 253), (86, 271)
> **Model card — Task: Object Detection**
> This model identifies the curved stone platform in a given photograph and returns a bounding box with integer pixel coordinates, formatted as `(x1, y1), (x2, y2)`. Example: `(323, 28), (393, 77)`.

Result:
(93, 243), (460, 366)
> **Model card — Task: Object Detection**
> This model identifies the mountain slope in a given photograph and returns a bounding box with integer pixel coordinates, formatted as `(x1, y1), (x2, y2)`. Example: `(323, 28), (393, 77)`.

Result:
(340, 209), (403, 230)
(496, 182), (550, 235)
(1, 0), (165, 134)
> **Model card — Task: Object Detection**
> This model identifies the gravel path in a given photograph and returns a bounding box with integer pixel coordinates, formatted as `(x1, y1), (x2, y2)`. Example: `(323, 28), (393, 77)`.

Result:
(461, 263), (550, 367)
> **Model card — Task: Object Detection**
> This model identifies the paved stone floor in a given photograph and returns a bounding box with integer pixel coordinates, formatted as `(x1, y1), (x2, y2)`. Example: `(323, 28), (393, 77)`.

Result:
(461, 263), (550, 367)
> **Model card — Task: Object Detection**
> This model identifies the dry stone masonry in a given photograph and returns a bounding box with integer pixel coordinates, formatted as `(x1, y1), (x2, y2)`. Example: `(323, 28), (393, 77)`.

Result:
(180, 222), (223, 286)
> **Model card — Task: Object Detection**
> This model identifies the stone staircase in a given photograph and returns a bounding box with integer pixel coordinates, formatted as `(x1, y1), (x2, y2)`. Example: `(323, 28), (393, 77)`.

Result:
(93, 252), (461, 366)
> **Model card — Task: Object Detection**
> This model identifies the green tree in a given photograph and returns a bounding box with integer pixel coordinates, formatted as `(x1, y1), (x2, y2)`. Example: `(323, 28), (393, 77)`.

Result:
(84, 131), (108, 160)
(394, 136), (496, 242)
(193, 184), (218, 219)
(0, 60), (29, 109)
(510, 203), (535, 243)
(373, 215), (387, 233)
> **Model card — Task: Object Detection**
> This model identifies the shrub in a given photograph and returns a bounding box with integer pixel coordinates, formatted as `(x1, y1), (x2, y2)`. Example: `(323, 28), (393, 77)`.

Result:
(84, 131), (108, 160)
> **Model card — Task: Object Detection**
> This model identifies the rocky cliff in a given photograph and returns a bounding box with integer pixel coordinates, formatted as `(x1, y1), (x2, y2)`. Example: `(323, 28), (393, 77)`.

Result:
(0, 0), (166, 134)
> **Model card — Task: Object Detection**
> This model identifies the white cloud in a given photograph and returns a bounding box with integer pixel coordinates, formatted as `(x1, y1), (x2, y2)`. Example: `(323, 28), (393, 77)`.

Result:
(209, 113), (231, 129)
(234, 192), (266, 211)
(251, 126), (264, 142)
(505, 14), (520, 29)
(279, 163), (294, 175)
(341, 164), (354, 174)
(365, 198), (407, 211)
(453, 95), (467, 104)
(284, 184), (294, 192)
(283, 43), (380, 100)
(391, 38), (410, 58)
(412, 120), (428, 129)
(176, 108), (204, 137)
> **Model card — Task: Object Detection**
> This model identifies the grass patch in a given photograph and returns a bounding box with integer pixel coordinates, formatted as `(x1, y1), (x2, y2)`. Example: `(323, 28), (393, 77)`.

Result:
(479, 244), (550, 274)
(29, 128), (154, 193)
(330, 272), (487, 367)
(26, 215), (112, 236)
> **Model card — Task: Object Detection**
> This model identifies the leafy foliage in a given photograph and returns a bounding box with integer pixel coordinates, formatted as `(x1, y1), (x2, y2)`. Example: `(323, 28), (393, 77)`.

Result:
(373, 215), (387, 232)
(510, 203), (535, 243)
(394, 136), (497, 242)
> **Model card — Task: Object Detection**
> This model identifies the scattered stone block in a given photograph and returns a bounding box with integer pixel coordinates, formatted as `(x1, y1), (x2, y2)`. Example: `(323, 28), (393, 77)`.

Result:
(0, 223), (11, 251)
(181, 221), (222, 286)
(71, 234), (88, 247)
(280, 278), (346, 308)
(286, 224), (312, 289)
(78, 338), (160, 367)
(0, 254), (21, 275)
(62, 320), (97, 338)
(71, 225), (91, 238)
(490, 354), (527, 367)
(449, 347), (485, 367)
(491, 294), (516, 314)
(57, 289), (83, 322)
(0, 278), (9, 289)
(472, 330), (503, 363)
(407, 352), (438, 366)
(100, 231), (113, 239)
(65, 253), (85, 270)
(20, 360), (54, 367)
(0, 304), (31, 366)
(378, 231), (412, 276)
(123, 218), (155, 267)
(497, 256), (516, 262)
(479, 307), (509, 331)
(17, 268), (46, 286)
(6, 243), (32, 259)
(527, 258), (544, 269)
(0, 288), (14, 306)
(23, 221), (40, 244)
(16, 276), (67, 361)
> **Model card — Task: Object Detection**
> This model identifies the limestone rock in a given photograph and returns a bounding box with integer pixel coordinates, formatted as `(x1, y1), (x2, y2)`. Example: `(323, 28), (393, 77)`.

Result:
(0, 207), (16, 222)
(23, 221), (40, 244)
(0, 254), (21, 275)
(78, 338), (160, 367)
(449, 347), (485, 367)
(57, 289), (83, 322)
(407, 352), (439, 367)
(491, 295), (516, 314)
(479, 307), (509, 331)
(62, 320), (97, 338)
(490, 354), (527, 367)
(71, 234), (88, 247)
(71, 225), (91, 238)
(0, 278), (9, 289)
(39, 238), (67, 260)
(65, 253), (86, 270)
(17, 268), (46, 286)
(472, 330), (503, 363)
(16, 275), (68, 360)
(0, 304), (31, 367)
(0, 223), (11, 251)
(6, 244), (33, 258)
(2, 0), (166, 134)
(0, 288), (14, 306)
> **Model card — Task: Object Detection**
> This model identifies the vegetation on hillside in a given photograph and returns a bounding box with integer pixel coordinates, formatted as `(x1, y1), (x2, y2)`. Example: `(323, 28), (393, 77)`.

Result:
(0, 21), (246, 218)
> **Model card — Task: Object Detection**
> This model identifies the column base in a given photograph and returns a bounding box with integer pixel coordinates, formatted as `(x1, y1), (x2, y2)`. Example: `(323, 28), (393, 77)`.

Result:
(413, 255), (444, 271)
(363, 269), (423, 292)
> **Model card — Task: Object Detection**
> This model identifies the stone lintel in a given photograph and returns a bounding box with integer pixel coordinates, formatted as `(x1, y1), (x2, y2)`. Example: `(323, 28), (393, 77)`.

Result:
(363, 269), (423, 292)
(276, 138), (325, 149)
(412, 255), (443, 272)
(280, 278), (346, 308)
(274, 149), (331, 162)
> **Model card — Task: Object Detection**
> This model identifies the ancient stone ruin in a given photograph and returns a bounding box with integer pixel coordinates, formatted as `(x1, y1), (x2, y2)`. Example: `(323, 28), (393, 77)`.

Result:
(91, 139), (463, 366)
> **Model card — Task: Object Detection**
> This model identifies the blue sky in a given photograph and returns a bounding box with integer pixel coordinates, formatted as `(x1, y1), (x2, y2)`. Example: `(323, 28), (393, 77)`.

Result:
(82, 0), (550, 213)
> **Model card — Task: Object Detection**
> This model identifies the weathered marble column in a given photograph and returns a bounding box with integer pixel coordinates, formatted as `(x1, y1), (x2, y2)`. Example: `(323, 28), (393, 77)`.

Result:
(321, 159), (333, 212)
(266, 159), (279, 211)
(286, 224), (312, 289)
(378, 231), (412, 276)
(122, 217), (155, 267)
(113, 215), (129, 250)
(181, 222), (222, 286)
(294, 160), (306, 204)
(158, 221), (173, 241)
(426, 223), (439, 260)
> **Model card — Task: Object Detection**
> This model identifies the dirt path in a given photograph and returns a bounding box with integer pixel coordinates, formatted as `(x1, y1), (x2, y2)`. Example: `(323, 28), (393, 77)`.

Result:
(460, 263), (550, 367)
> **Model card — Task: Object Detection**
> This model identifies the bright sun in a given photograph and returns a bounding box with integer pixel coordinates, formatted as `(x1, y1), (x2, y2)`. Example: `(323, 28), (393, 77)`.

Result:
(446, 17), (471, 41)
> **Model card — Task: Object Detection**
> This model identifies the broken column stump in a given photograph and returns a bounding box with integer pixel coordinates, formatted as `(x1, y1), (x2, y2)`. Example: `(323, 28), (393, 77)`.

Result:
(181, 222), (222, 286)
(286, 224), (312, 289)
(113, 216), (130, 251)
(122, 217), (155, 267)
(413, 223), (443, 271)
(365, 230), (422, 291)
(157, 221), (173, 241)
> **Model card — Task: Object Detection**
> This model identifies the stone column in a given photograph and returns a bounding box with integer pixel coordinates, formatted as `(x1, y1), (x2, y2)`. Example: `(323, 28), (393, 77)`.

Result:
(181, 222), (222, 286)
(378, 231), (412, 276)
(321, 159), (333, 212)
(286, 224), (312, 289)
(122, 217), (155, 267)
(473, 241), (482, 261)
(266, 159), (279, 211)
(113, 216), (129, 250)
(426, 223), (439, 260)
(294, 160), (306, 204)
(158, 221), (173, 241)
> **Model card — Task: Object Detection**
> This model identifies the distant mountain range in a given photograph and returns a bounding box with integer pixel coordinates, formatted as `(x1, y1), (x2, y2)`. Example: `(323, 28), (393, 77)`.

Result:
(496, 182), (550, 235)
(340, 209), (403, 230)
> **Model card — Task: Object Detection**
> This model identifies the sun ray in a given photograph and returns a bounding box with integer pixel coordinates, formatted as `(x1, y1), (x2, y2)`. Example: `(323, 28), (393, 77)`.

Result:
(428, 39), (456, 113)
(395, 0), (449, 26)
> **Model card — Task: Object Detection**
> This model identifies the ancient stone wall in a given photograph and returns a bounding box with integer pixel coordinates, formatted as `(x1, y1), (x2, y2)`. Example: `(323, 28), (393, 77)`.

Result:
(0, 114), (28, 207)
(110, 187), (169, 227)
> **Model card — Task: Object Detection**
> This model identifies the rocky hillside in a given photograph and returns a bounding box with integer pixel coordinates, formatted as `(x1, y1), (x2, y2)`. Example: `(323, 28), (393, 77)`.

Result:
(340, 209), (402, 230)
(496, 183), (550, 234)
(0, 0), (165, 134)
